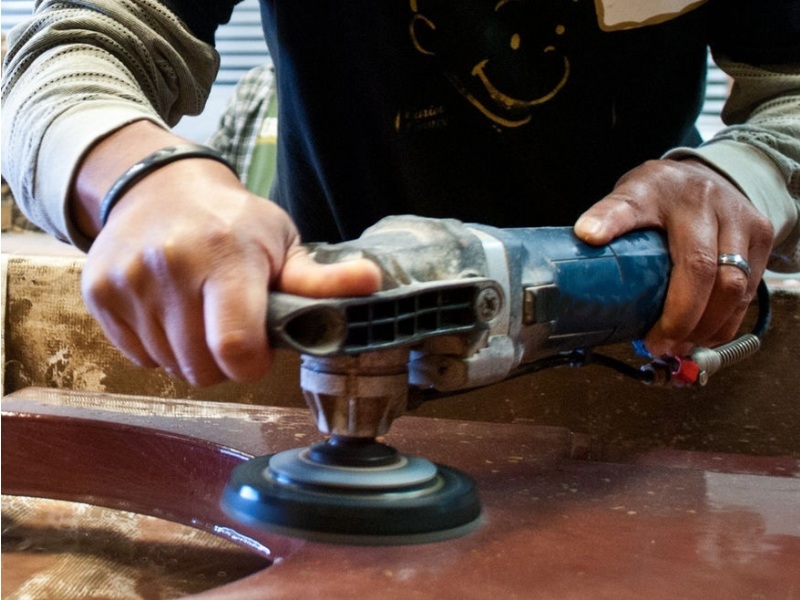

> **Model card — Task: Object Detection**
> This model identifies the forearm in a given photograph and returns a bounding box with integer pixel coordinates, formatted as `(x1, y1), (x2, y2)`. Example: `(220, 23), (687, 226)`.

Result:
(1, 0), (220, 251)
(666, 57), (800, 272)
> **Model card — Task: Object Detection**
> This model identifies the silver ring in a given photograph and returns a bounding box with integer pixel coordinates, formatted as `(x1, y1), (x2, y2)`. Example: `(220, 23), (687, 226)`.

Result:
(718, 253), (751, 277)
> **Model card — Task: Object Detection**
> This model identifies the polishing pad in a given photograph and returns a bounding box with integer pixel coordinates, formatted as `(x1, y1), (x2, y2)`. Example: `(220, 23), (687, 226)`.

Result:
(222, 441), (482, 545)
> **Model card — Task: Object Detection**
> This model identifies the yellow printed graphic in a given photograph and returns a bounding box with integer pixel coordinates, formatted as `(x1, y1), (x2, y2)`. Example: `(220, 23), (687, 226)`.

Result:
(408, 0), (571, 129)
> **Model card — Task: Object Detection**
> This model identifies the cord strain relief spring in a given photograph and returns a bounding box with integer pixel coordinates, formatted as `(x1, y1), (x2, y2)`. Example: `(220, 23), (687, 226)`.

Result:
(690, 333), (761, 385)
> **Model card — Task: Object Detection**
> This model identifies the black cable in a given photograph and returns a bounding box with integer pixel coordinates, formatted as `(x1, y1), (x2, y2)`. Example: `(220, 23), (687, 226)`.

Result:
(584, 351), (655, 383)
(753, 278), (772, 340)
(409, 278), (771, 405)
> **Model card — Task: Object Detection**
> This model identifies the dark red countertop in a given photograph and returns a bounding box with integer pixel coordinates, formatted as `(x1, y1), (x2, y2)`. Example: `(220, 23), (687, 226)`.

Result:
(3, 387), (799, 599)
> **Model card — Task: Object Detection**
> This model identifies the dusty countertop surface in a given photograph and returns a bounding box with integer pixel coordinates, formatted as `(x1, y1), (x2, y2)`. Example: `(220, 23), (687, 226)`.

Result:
(3, 388), (799, 600)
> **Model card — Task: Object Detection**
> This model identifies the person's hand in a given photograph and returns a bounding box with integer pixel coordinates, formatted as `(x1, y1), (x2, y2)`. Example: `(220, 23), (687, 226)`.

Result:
(574, 158), (773, 357)
(80, 158), (381, 387)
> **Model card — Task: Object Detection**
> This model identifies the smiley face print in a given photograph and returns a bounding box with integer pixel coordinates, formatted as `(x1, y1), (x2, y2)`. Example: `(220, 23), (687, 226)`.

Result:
(409, 0), (571, 128)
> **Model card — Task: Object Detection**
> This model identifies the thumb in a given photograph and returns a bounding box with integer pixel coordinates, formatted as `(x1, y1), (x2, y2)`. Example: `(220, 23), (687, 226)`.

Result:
(574, 193), (649, 246)
(277, 247), (382, 298)
(574, 172), (663, 246)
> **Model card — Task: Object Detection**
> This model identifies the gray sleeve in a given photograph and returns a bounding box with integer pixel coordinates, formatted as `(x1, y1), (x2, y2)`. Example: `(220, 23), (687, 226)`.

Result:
(665, 56), (800, 273)
(1, 0), (221, 251)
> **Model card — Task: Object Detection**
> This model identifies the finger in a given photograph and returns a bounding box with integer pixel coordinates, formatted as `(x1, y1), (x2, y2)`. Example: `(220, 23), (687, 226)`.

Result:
(127, 314), (184, 378)
(645, 220), (719, 356)
(82, 270), (173, 371)
(688, 234), (752, 347)
(278, 248), (382, 298)
(700, 245), (767, 349)
(161, 297), (229, 387)
(170, 334), (229, 386)
(141, 251), (230, 386)
(704, 301), (751, 349)
(91, 311), (159, 369)
(576, 182), (719, 356)
(202, 262), (271, 383)
(106, 271), (209, 382)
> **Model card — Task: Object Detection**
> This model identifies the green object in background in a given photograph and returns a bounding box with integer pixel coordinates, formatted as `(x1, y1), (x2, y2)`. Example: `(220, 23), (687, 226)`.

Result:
(247, 95), (279, 198)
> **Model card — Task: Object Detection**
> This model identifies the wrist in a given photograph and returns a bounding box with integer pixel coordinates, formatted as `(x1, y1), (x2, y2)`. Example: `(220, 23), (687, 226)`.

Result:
(99, 144), (238, 227)
(71, 121), (192, 238)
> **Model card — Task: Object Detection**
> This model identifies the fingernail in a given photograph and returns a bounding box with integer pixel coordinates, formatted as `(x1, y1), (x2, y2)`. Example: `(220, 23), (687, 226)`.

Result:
(575, 215), (603, 238)
(648, 339), (676, 357)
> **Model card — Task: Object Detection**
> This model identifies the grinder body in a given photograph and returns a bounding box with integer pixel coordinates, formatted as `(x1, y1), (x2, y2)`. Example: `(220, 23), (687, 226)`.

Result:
(224, 215), (671, 541)
(268, 215), (670, 439)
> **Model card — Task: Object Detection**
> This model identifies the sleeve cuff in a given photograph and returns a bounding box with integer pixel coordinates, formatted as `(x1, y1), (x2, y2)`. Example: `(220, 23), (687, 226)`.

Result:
(664, 140), (800, 269)
(39, 103), (169, 252)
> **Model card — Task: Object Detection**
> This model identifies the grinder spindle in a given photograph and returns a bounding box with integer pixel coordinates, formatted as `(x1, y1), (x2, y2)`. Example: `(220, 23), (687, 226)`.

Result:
(222, 349), (483, 544)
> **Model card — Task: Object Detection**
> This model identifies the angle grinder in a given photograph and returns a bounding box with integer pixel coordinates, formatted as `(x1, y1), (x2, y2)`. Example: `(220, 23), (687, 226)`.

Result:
(222, 215), (766, 544)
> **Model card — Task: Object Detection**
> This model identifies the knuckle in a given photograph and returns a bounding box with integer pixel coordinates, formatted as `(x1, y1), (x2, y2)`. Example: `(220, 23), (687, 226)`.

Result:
(80, 270), (113, 306)
(118, 230), (220, 281)
(142, 237), (191, 275)
(717, 271), (750, 300)
(616, 192), (644, 214)
(181, 364), (225, 388)
(596, 191), (646, 225)
(646, 158), (679, 180)
(211, 329), (260, 367)
(202, 223), (235, 251)
(192, 222), (247, 267)
(118, 256), (150, 288)
(81, 261), (135, 305)
(683, 249), (718, 282)
(751, 215), (774, 248)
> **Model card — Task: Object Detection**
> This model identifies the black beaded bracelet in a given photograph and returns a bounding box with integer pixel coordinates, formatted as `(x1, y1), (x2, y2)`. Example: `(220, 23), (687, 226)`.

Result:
(98, 144), (238, 226)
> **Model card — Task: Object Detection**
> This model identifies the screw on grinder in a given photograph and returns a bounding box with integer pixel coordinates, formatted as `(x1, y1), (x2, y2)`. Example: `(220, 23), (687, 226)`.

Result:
(221, 436), (482, 545)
